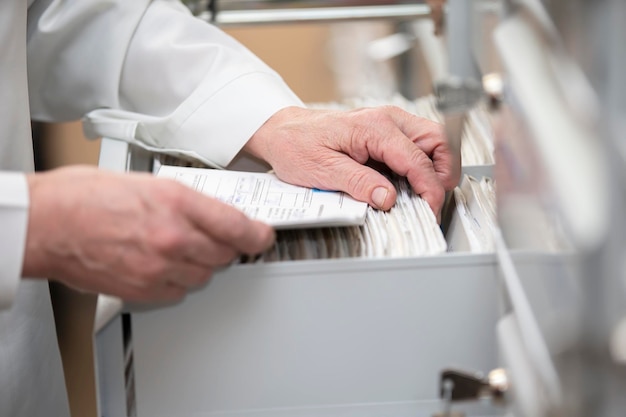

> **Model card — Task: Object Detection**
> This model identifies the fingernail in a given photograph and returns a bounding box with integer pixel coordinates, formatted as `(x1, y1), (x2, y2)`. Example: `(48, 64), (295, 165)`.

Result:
(371, 187), (389, 209)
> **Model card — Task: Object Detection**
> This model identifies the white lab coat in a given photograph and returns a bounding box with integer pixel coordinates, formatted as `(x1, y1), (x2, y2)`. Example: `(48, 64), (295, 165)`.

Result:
(0, 1), (302, 415)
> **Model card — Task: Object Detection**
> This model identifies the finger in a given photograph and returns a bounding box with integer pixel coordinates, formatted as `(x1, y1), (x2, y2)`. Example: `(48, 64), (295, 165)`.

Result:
(104, 279), (188, 304)
(316, 154), (398, 210)
(140, 283), (187, 304)
(179, 190), (276, 255)
(383, 144), (445, 216)
(384, 108), (461, 190)
(164, 262), (214, 290)
(178, 229), (241, 268)
(146, 215), (241, 267)
(95, 260), (210, 303)
(340, 122), (445, 215)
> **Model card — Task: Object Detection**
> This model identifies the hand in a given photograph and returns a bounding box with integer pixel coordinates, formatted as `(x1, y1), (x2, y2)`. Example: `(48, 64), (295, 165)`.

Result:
(21, 166), (275, 303)
(245, 106), (460, 219)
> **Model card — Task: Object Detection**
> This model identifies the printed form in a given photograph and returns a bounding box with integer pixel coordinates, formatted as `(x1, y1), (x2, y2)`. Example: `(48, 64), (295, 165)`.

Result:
(157, 165), (368, 229)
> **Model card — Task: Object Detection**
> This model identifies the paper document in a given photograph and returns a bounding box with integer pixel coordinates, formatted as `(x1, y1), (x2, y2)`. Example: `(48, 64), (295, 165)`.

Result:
(446, 175), (497, 252)
(157, 165), (368, 229)
(243, 174), (446, 263)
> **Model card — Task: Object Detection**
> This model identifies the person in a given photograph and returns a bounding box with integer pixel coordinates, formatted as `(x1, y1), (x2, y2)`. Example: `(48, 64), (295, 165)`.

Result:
(1, 1), (459, 416)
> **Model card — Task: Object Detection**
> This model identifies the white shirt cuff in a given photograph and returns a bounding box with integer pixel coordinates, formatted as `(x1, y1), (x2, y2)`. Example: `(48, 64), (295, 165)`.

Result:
(0, 172), (29, 310)
(83, 72), (304, 168)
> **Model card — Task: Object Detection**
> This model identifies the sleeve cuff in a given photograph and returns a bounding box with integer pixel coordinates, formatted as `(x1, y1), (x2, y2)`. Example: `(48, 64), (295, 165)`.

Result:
(83, 71), (304, 168)
(161, 71), (305, 167)
(0, 172), (29, 310)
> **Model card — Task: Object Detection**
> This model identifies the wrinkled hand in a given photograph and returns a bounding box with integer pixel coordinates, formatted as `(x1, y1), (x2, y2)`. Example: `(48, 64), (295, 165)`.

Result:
(22, 166), (275, 303)
(245, 106), (460, 219)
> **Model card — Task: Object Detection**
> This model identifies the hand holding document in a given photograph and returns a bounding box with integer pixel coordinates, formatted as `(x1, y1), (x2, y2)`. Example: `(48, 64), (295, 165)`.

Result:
(252, 174), (447, 263)
(155, 164), (448, 262)
(157, 165), (368, 229)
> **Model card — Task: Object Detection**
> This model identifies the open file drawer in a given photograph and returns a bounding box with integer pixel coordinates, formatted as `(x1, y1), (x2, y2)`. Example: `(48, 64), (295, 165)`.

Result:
(93, 138), (504, 417)
(96, 254), (501, 417)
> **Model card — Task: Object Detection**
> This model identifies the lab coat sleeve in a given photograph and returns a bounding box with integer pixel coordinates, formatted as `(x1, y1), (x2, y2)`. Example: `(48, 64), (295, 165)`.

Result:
(27, 0), (304, 168)
(0, 173), (29, 310)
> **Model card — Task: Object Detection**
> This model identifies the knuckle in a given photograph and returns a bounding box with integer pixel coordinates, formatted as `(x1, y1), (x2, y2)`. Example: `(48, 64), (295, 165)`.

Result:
(152, 227), (187, 256)
(345, 170), (371, 195)
(225, 214), (251, 241)
(347, 129), (365, 155)
(157, 179), (189, 209)
(137, 259), (169, 283)
(258, 224), (276, 246)
(380, 104), (401, 115)
(411, 146), (434, 167)
(214, 246), (238, 265)
(349, 109), (397, 148)
(370, 106), (396, 124)
(425, 186), (445, 213)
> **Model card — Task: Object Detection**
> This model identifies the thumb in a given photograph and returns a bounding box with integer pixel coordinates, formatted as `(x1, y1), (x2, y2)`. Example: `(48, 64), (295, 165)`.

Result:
(329, 159), (397, 211)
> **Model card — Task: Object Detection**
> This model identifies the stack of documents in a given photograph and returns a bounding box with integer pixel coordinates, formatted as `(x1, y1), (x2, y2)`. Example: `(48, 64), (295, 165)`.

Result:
(411, 95), (495, 167)
(446, 174), (497, 252)
(462, 104), (496, 167)
(156, 164), (447, 262)
(253, 173), (447, 262)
